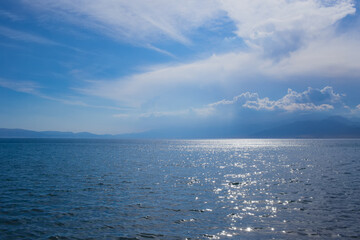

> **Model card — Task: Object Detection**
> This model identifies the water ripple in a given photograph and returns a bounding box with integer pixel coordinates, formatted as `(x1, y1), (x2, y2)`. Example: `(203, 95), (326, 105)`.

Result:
(0, 139), (359, 239)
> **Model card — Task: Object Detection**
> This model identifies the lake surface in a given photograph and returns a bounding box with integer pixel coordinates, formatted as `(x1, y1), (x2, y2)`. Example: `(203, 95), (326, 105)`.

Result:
(0, 139), (359, 239)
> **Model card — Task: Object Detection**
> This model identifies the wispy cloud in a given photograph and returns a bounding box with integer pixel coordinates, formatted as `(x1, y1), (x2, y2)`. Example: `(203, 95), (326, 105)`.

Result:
(24, 0), (224, 45)
(77, 52), (259, 106)
(221, 0), (355, 49)
(145, 44), (177, 58)
(139, 109), (190, 118)
(0, 26), (58, 45)
(112, 113), (130, 119)
(23, 0), (355, 51)
(0, 25), (90, 53)
(0, 78), (129, 111)
(0, 10), (22, 21)
(0, 78), (41, 94)
(39, 94), (129, 111)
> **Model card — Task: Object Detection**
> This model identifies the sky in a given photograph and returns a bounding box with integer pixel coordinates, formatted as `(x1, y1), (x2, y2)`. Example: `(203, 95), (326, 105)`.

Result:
(0, 0), (360, 135)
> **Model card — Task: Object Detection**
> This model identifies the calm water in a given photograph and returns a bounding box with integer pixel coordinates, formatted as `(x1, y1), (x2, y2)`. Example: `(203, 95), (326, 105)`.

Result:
(0, 139), (359, 239)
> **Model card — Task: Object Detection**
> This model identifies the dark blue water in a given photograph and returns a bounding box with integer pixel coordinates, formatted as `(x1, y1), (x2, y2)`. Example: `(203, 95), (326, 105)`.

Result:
(0, 139), (359, 239)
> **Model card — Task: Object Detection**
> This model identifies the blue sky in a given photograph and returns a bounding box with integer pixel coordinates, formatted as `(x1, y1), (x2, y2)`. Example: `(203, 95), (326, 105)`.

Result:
(1, 0), (360, 134)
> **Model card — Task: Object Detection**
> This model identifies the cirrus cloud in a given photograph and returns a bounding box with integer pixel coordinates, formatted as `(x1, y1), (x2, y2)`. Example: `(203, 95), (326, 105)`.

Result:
(23, 0), (355, 48)
(23, 0), (224, 45)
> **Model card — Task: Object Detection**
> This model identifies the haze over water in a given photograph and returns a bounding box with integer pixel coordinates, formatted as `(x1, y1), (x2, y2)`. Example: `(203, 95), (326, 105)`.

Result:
(1, 139), (360, 239)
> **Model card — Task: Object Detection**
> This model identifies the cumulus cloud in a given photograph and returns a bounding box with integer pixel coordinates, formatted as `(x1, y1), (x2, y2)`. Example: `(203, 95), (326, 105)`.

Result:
(209, 92), (260, 107)
(204, 86), (344, 113)
(138, 87), (346, 119)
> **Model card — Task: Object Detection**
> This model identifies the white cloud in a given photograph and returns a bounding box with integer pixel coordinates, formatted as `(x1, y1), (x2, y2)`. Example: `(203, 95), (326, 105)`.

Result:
(243, 98), (334, 111)
(349, 104), (360, 115)
(221, 0), (354, 40)
(138, 87), (345, 119)
(145, 44), (177, 58)
(24, 0), (355, 47)
(78, 33), (360, 107)
(77, 52), (260, 106)
(246, 86), (341, 111)
(61, 1), (357, 107)
(221, 0), (356, 58)
(209, 92), (260, 107)
(22, 0), (360, 110)
(24, 0), (223, 45)
(266, 33), (360, 77)
(205, 86), (343, 113)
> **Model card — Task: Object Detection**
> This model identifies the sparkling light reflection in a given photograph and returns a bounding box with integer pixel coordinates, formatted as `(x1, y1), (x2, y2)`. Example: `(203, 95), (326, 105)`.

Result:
(195, 139), (311, 238)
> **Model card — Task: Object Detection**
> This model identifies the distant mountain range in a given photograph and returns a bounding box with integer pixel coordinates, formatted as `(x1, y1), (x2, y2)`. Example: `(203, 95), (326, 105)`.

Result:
(0, 128), (107, 139)
(1, 116), (360, 139)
